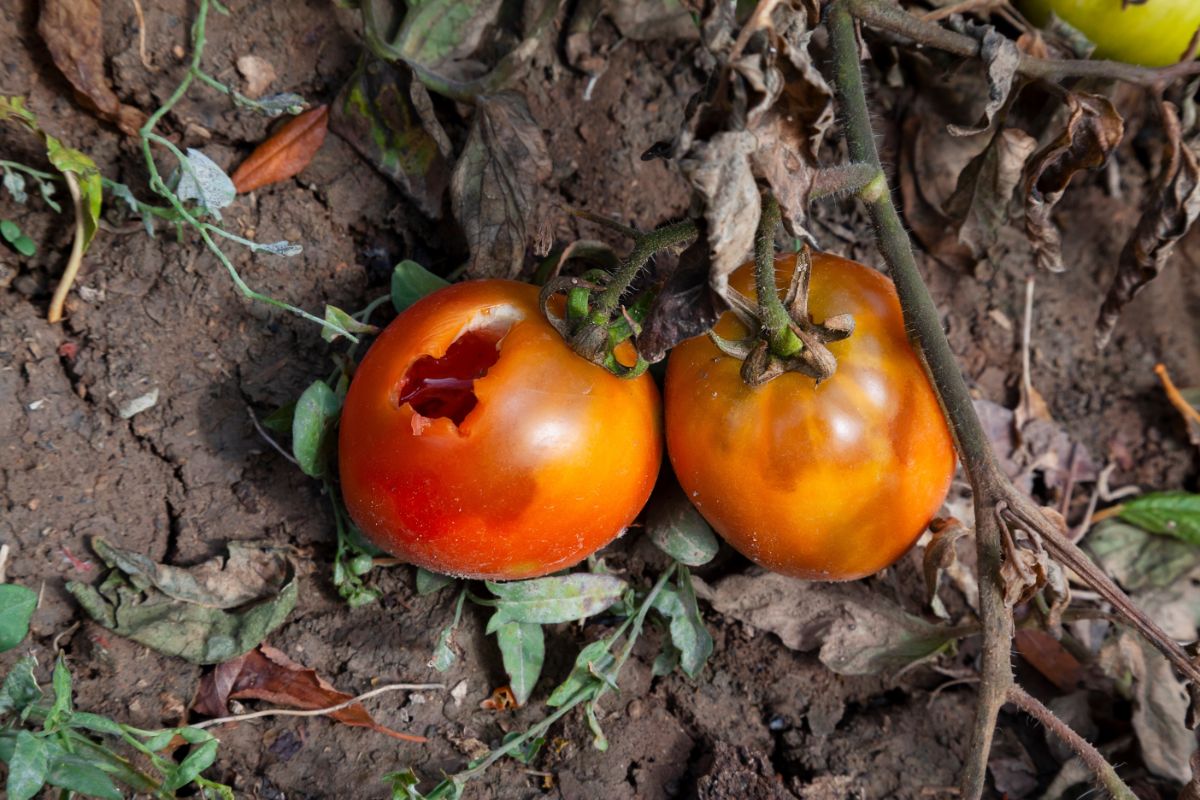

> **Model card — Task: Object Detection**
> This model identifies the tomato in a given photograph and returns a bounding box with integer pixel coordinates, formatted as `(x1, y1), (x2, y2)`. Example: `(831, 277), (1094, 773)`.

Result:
(664, 252), (956, 580)
(1019, 0), (1200, 67)
(338, 279), (662, 580)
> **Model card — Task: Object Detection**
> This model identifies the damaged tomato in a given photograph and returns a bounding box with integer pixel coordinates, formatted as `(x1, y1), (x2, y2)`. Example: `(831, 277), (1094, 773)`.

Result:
(664, 252), (956, 581)
(338, 280), (662, 580)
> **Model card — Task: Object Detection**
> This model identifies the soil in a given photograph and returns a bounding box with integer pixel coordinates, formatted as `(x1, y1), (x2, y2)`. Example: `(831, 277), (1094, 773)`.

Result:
(1, 1), (1197, 799)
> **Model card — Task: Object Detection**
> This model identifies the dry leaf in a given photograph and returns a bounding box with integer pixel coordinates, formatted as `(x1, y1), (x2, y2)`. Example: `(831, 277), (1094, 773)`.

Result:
(923, 516), (970, 606)
(944, 128), (1037, 258)
(607, 0), (699, 41)
(38, 0), (147, 136)
(988, 728), (1038, 799)
(898, 113), (977, 271)
(945, 21), (1022, 138)
(680, 131), (760, 293)
(192, 644), (425, 742)
(1023, 92), (1125, 272)
(1014, 628), (1083, 692)
(450, 92), (551, 278)
(637, 225), (725, 363)
(231, 105), (329, 193)
(1096, 102), (1200, 347)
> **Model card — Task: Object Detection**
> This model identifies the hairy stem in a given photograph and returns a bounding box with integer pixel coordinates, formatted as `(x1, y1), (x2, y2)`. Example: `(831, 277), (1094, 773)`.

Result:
(1007, 686), (1137, 800)
(592, 220), (696, 319)
(844, 0), (1200, 88)
(828, 5), (1013, 796)
(753, 194), (800, 355)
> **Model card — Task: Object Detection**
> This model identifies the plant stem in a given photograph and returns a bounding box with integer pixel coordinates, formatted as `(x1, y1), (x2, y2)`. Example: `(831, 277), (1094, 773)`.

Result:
(753, 194), (800, 355)
(1007, 686), (1137, 800)
(591, 221), (697, 320)
(844, 0), (1200, 87)
(827, 5), (1012, 796)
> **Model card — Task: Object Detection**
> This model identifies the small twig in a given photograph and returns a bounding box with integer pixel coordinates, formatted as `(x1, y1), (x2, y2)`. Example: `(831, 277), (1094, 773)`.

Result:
(1019, 276), (1035, 419)
(47, 171), (86, 324)
(1156, 362), (1200, 427)
(245, 404), (299, 466)
(0, 543), (9, 584)
(128, 0), (154, 71)
(192, 682), (444, 731)
(1007, 685), (1137, 800)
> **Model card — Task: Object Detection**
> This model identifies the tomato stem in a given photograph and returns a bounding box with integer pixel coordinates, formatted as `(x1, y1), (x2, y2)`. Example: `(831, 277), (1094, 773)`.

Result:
(753, 194), (802, 358)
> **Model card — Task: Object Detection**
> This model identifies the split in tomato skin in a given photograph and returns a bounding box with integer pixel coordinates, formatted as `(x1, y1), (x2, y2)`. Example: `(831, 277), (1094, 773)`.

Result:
(338, 279), (663, 581)
(664, 252), (957, 581)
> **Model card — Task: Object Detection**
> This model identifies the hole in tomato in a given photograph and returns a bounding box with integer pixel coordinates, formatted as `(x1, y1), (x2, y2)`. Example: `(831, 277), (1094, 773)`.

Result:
(397, 325), (507, 425)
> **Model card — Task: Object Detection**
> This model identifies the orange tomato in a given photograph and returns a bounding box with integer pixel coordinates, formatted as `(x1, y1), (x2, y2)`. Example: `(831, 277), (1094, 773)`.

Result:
(338, 280), (662, 580)
(664, 252), (956, 580)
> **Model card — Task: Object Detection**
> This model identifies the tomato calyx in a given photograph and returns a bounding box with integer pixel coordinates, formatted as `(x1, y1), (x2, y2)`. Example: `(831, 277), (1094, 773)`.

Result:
(712, 212), (856, 387)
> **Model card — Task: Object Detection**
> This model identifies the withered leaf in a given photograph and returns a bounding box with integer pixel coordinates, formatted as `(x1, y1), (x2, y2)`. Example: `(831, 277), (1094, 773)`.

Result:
(1013, 628), (1083, 692)
(944, 128), (1037, 258)
(451, 92), (551, 278)
(693, 572), (955, 676)
(38, 0), (146, 136)
(1023, 92), (1124, 272)
(331, 56), (452, 218)
(1096, 102), (1200, 347)
(923, 517), (970, 606)
(680, 131), (760, 292)
(192, 645), (425, 742)
(638, 224), (723, 363)
(393, 0), (504, 71)
(607, 0), (699, 41)
(66, 538), (297, 664)
(232, 106), (329, 194)
(899, 114), (976, 271)
(945, 21), (1021, 138)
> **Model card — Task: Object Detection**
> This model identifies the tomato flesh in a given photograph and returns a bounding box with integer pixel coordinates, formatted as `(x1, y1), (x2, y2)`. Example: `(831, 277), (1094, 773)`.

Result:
(665, 252), (956, 581)
(338, 280), (663, 581)
(397, 328), (503, 425)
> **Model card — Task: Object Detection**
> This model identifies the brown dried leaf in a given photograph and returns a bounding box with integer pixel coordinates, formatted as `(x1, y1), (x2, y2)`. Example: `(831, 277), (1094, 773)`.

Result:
(1023, 92), (1125, 273)
(944, 128), (1037, 258)
(923, 517), (970, 606)
(38, 0), (147, 136)
(231, 106), (329, 194)
(1014, 628), (1083, 692)
(192, 644), (425, 742)
(638, 223), (724, 363)
(899, 114), (976, 271)
(680, 131), (760, 292)
(945, 22), (1022, 138)
(1096, 102), (1200, 346)
(607, 0), (699, 41)
(450, 92), (551, 278)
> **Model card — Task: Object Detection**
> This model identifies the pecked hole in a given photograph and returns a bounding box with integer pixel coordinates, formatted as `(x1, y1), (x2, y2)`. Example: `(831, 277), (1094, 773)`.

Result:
(396, 309), (521, 426)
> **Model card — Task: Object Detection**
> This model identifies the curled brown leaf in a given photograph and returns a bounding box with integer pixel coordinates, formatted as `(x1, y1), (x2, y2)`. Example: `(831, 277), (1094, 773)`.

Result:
(1096, 102), (1200, 347)
(1023, 92), (1125, 272)
(450, 92), (552, 278)
(637, 225), (724, 363)
(944, 127), (1038, 258)
(38, 0), (147, 136)
(231, 105), (329, 194)
(945, 21), (1022, 138)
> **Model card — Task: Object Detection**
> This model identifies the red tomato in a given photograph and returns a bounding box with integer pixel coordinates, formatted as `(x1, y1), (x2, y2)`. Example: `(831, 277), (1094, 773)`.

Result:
(665, 252), (956, 580)
(338, 280), (662, 580)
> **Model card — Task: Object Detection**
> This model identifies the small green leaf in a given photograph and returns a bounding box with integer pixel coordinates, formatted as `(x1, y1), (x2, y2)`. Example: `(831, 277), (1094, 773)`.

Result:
(0, 219), (19, 240)
(415, 567), (456, 595)
(11, 234), (35, 256)
(292, 380), (342, 477)
(495, 622), (544, 706)
(392, 259), (450, 312)
(0, 657), (42, 717)
(385, 768), (426, 799)
(499, 731), (544, 764)
(651, 644), (680, 677)
(42, 657), (73, 731)
(1118, 492), (1200, 545)
(321, 305), (379, 342)
(584, 700), (608, 751)
(645, 484), (719, 566)
(7, 730), (48, 800)
(394, 0), (502, 69)
(0, 584), (37, 652)
(261, 401), (296, 434)
(162, 736), (218, 792)
(45, 137), (102, 250)
(484, 574), (627, 631)
(41, 739), (122, 800)
(69, 712), (124, 735)
(546, 639), (611, 707)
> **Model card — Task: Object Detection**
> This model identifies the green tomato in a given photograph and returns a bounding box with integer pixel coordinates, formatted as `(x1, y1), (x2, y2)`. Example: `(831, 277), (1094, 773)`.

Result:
(1020, 0), (1200, 67)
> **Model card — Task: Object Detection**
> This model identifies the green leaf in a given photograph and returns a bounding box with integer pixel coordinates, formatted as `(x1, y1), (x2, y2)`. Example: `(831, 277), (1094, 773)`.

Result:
(391, 259), (450, 312)
(651, 644), (680, 677)
(499, 730), (544, 764)
(331, 56), (452, 218)
(0, 584), (37, 652)
(652, 569), (713, 678)
(385, 768), (427, 799)
(495, 622), (544, 706)
(1088, 520), (1200, 591)
(45, 137), (102, 250)
(68, 712), (123, 735)
(484, 574), (627, 632)
(7, 730), (48, 800)
(546, 639), (611, 707)
(0, 218), (19, 240)
(0, 657), (42, 717)
(415, 567), (456, 596)
(162, 736), (218, 792)
(394, 0), (502, 69)
(41, 739), (122, 800)
(645, 483), (719, 566)
(322, 304), (380, 343)
(12, 234), (35, 256)
(42, 657), (73, 731)
(261, 401), (296, 434)
(66, 539), (298, 665)
(292, 380), (342, 477)
(1118, 492), (1200, 544)
(584, 700), (608, 751)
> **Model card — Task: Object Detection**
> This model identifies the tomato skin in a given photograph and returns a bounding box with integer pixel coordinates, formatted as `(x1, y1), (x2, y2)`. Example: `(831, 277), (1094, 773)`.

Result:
(338, 280), (662, 580)
(664, 252), (956, 580)
(1019, 0), (1200, 67)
